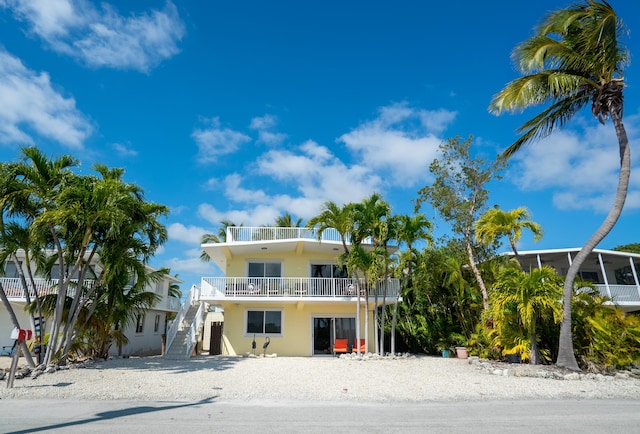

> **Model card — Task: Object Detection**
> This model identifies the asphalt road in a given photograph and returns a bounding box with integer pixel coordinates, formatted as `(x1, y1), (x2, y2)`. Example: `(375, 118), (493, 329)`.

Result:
(1, 399), (639, 433)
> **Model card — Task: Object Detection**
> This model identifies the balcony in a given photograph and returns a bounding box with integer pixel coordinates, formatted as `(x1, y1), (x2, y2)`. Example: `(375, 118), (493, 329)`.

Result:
(594, 284), (640, 306)
(0, 277), (95, 299)
(0, 277), (179, 312)
(198, 277), (401, 302)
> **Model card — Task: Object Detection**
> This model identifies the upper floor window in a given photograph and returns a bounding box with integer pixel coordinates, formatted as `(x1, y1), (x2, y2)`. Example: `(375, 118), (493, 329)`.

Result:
(578, 271), (600, 284)
(3, 261), (21, 278)
(311, 263), (348, 278)
(49, 264), (98, 280)
(248, 261), (281, 278)
(615, 265), (639, 285)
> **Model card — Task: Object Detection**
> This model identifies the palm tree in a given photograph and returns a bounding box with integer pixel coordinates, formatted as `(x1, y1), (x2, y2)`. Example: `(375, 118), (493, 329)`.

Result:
(307, 202), (363, 352)
(352, 193), (391, 355)
(307, 201), (354, 253)
(391, 214), (433, 354)
(200, 220), (241, 262)
(491, 266), (563, 364)
(395, 213), (433, 284)
(275, 212), (302, 227)
(475, 206), (543, 263)
(8, 147), (78, 364)
(489, 1), (629, 370)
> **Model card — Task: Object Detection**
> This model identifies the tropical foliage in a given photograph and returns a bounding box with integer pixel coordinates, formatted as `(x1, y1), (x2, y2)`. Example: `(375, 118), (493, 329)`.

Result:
(490, 0), (631, 371)
(416, 136), (505, 310)
(0, 147), (169, 364)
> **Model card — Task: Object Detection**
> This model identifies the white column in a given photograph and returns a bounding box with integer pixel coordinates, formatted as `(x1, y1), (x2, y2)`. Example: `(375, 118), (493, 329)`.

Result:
(536, 254), (542, 269)
(597, 253), (612, 298)
(630, 257), (640, 301)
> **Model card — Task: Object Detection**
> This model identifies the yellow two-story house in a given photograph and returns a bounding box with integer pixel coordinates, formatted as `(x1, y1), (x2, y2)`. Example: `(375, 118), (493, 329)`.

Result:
(189, 226), (400, 357)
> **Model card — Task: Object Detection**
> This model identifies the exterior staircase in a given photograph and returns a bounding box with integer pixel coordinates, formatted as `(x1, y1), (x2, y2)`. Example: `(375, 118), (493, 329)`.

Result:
(164, 289), (205, 359)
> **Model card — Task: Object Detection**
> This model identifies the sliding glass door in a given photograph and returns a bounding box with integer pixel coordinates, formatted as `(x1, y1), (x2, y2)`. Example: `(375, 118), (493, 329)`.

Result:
(312, 316), (356, 355)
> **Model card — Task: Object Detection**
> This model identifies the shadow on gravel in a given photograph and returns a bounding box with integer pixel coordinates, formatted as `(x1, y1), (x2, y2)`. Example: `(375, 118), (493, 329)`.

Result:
(87, 355), (248, 374)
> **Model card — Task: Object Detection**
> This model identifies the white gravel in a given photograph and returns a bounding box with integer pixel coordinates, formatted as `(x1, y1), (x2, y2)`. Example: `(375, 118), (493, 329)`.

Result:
(2, 354), (640, 402)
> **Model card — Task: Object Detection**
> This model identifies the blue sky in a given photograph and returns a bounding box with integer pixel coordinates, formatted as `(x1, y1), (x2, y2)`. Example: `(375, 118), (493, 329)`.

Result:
(1, 1), (639, 290)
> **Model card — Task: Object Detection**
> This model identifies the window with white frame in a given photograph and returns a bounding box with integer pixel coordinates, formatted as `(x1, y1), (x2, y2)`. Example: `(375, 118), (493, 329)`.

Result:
(154, 314), (161, 333)
(245, 309), (282, 335)
(136, 314), (145, 333)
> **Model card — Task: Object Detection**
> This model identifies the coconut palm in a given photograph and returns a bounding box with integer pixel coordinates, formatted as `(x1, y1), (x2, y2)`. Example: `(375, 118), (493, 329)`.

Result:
(275, 212), (302, 228)
(475, 206), (543, 263)
(491, 266), (563, 364)
(489, 1), (629, 370)
(307, 201), (354, 253)
(200, 220), (241, 261)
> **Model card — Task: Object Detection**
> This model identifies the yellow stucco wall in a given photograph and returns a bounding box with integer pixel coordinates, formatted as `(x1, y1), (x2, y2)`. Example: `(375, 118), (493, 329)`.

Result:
(218, 300), (375, 357)
(217, 247), (377, 357)
(226, 250), (340, 278)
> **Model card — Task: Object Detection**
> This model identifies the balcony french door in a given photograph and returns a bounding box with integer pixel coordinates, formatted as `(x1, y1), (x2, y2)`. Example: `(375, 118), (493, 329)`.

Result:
(312, 316), (356, 355)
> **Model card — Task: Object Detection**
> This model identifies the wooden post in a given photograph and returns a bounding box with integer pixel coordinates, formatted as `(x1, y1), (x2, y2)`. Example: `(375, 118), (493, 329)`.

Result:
(7, 339), (23, 389)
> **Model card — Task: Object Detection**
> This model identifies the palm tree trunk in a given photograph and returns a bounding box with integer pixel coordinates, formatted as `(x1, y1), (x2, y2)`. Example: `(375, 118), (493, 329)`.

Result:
(556, 113), (630, 371)
(465, 240), (489, 311)
(529, 316), (538, 365)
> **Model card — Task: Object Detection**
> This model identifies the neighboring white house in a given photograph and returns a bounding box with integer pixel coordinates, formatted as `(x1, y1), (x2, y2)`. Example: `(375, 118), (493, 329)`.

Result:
(0, 250), (181, 357)
(504, 248), (640, 313)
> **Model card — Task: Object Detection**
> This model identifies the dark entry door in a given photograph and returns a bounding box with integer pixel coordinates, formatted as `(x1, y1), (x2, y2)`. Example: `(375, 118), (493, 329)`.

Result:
(209, 322), (223, 355)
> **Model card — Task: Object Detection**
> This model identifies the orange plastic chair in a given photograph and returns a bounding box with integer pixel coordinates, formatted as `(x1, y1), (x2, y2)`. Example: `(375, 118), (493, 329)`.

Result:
(354, 338), (366, 353)
(333, 338), (348, 356)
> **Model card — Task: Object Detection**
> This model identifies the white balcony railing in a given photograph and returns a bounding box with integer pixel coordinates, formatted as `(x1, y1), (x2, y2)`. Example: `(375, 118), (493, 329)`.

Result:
(594, 284), (640, 303)
(0, 277), (95, 299)
(199, 277), (400, 300)
(224, 226), (372, 244)
(0, 277), (179, 311)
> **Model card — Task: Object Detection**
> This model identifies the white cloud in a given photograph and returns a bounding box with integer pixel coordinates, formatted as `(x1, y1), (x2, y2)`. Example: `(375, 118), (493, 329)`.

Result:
(167, 222), (208, 245)
(192, 103), (458, 231)
(192, 117), (252, 162)
(249, 114), (277, 130)
(0, 48), (92, 148)
(111, 142), (137, 157)
(509, 115), (640, 213)
(338, 102), (456, 187)
(164, 254), (218, 277)
(4, 0), (184, 72)
(249, 114), (287, 145)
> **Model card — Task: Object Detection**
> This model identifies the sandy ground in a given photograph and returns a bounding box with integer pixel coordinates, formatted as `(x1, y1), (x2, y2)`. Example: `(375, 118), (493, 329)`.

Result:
(2, 353), (640, 402)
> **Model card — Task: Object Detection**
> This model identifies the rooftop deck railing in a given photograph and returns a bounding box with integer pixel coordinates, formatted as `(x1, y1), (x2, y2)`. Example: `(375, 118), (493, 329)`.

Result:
(199, 277), (400, 299)
(224, 226), (372, 244)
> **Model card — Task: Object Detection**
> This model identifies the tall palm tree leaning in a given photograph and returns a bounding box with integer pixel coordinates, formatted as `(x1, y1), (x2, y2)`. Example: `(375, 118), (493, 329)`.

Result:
(475, 206), (543, 264)
(489, 0), (629, 370)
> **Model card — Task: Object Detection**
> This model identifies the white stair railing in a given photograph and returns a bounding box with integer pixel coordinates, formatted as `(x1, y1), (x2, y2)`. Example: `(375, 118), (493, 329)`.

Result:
(165, 284), (197, 354)
(183, 301), (206, 358)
